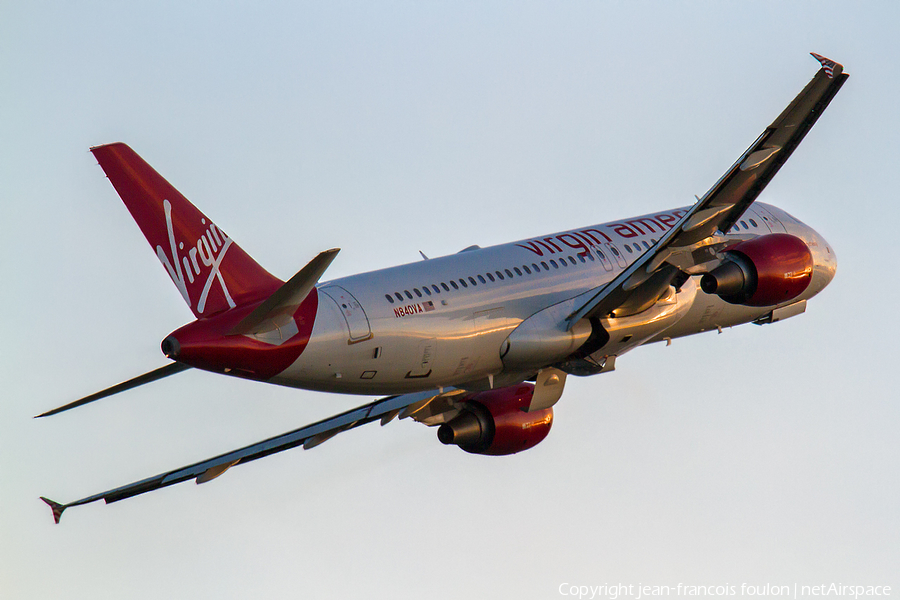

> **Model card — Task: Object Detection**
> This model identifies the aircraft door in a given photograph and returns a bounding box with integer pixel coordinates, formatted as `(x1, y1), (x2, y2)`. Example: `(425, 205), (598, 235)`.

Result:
(751, 205), (786, 233)
(593, 246), (613, 271)
(320, 286), (372, 342)
(604, 243), (627, 268)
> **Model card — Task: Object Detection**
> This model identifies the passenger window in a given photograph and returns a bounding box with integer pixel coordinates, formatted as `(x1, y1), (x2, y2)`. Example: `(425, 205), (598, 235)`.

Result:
(550, 260), (559, 268)
(413, 288), (422, 298)
(441, 283), (450, 292)
(578, 255), (586, 262)
(749, 219), (758, 227)
(405, 290), (413, 300)
(496, 271), (504, 280)
(522, 265), (531, 274)
(394, 292), (404, 301)
(505, 269), (514, 278)
(597, 251), (605, 259)
(541, 261), (549, 270)
(478, 275), (486, 284)
(642, 241), (650, 249)
(385, 294), (394, 304)
(625, 246), (633, 253)
(513, 267), (522, 276)
(432, 285), (441, 294)
(740, 220), (748, 229)
(458, 279), (467, 288)
(532, 263), (540, 271)
(467, 277), (476, 286)
(450, 281), (459, 290)
(487, 272), (495, 282)
(568, 257), (576, 265)
(423, 287), (432, 296)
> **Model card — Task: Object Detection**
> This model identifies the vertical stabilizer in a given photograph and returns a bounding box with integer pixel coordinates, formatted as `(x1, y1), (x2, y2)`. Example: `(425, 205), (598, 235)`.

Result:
(91, 143), (282, 317)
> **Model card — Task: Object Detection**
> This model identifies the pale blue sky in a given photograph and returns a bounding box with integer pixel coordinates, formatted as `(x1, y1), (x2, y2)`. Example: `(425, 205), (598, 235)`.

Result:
(2, 2), (898, 598)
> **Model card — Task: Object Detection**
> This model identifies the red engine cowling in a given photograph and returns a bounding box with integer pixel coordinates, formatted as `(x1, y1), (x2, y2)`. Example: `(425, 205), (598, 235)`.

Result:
(437, 383), (553, 456)
(700, 233), (813, 307)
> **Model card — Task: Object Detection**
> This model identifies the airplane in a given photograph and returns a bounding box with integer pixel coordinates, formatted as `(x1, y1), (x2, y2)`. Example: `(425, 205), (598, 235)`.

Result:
(39, 53), (847, 523)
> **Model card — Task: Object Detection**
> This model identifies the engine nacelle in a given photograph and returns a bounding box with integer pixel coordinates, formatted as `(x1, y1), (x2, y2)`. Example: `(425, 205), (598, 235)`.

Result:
(700, 233), (813, 307)
(437, 383), (553, 456)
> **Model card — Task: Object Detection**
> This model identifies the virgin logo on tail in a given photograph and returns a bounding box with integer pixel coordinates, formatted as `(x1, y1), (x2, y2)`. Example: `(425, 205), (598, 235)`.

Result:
(156, 199), (236, 314)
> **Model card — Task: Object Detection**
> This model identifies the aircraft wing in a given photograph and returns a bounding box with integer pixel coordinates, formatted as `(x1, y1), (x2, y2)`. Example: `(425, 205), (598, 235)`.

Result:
(41, 387), (460, 523)
(566, 53), (848, 326)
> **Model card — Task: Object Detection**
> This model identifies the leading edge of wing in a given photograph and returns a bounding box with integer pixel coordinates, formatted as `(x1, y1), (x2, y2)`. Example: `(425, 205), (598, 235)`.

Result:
(40, 387), (453, 524)
(566, 54), (848, 326)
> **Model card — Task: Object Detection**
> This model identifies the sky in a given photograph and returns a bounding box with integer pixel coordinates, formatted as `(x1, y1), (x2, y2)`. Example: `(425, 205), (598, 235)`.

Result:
(2, 2), (898, 599)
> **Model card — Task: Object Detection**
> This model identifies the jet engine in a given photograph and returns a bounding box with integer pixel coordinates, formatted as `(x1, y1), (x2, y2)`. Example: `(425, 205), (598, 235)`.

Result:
(437, 383), (552, 456)
(700, 233), (813, 306)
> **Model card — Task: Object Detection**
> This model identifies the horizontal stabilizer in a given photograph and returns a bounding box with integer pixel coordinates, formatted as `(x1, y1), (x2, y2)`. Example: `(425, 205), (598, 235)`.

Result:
(35, 363), (191, 418)
(228, 249), (340, 336)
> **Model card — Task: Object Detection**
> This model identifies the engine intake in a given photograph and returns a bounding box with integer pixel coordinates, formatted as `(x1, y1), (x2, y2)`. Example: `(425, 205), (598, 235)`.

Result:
(700, 233), (813, 307)
(437, 384), (553, 456)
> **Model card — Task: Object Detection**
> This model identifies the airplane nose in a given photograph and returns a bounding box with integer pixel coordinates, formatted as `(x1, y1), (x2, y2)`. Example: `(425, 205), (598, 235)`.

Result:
(810, 231), (837, 294)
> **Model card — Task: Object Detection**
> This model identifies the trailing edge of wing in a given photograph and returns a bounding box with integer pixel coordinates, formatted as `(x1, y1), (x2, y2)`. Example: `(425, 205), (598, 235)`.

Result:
(566, 54), (848, 326)
(34, 363), (192, 418)
(228, 248), (340, 336)
(40, 387), (455, 523)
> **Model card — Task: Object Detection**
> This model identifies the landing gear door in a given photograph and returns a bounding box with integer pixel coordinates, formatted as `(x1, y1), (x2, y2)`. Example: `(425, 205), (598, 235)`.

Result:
(320, 286), (372, 343)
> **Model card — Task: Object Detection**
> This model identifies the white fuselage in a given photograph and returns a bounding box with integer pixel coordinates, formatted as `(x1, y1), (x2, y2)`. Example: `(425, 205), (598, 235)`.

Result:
(272, 202), (835, 395)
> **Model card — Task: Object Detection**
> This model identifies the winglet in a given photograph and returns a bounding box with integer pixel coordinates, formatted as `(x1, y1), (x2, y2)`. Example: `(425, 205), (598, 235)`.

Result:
(40, 497), (67, 524)
(810, 53), (843, 79)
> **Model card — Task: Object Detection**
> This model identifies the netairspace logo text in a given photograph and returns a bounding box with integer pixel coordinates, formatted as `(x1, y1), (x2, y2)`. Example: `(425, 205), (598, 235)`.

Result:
(557, 583), (892, 600)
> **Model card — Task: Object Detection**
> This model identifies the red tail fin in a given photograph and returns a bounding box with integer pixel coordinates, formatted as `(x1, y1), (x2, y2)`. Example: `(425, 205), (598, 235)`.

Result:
(91, 143), (282, 318)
